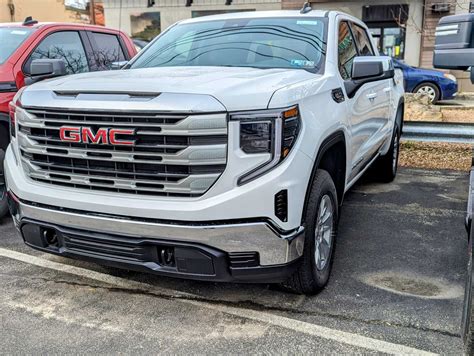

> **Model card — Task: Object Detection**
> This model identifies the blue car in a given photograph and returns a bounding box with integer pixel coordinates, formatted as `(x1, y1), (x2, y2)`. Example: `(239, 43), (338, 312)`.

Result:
(393, 59), (458, 103)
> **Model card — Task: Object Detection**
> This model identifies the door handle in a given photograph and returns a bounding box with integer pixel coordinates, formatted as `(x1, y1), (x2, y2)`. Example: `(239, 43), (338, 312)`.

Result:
(383, 87), (391, 93)
(366, 93), (377, 100)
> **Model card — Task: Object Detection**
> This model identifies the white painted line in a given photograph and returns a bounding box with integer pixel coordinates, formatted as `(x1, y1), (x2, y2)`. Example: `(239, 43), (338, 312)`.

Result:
(0, 247), (195, 298)
(187, 301), (438, 355)
(0, 248), (437, 355)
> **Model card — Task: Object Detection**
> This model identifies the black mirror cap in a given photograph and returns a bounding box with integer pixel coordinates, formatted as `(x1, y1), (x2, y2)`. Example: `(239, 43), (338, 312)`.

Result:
(345, 56), (395, 98)
(352, 56), (394, 80)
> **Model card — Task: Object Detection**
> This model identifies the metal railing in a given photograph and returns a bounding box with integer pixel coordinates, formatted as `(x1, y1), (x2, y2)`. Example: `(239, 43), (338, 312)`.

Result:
(402, 121), (474, 144)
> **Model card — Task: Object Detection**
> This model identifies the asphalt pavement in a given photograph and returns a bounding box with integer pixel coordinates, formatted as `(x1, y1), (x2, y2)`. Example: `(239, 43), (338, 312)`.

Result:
(0, 168), (469, 354)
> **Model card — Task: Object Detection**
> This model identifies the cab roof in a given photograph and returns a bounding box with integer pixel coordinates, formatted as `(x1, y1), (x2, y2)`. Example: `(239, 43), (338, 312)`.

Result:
(0, 21), (118, 32)
(179, 10), (330, 24)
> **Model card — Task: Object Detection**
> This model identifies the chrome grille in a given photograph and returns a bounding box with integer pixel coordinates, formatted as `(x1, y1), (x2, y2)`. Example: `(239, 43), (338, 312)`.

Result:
(17, 108), (227, 197)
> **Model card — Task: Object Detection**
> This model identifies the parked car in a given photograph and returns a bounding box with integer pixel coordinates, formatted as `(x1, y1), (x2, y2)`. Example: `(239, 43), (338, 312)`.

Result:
(393, 58), (457, 103)
(0, 18), (137, 218)
(5, 9), (405, 294)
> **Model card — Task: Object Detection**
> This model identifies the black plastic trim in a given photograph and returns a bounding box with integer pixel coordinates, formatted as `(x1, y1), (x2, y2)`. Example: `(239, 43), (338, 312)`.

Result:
(301, 131), (346, 222)
(19, 219), (301, 283)
(0, 82), (17, 93)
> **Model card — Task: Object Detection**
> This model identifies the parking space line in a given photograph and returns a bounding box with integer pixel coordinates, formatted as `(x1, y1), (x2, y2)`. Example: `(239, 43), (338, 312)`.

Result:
(0, 247), (437, 355)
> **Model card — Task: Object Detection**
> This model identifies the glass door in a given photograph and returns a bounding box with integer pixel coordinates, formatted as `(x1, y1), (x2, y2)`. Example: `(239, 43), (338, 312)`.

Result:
(368, 25), (406, 59)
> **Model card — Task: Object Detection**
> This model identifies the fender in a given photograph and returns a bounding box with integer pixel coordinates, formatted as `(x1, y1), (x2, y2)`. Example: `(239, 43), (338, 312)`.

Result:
(300, 130), (346, 225)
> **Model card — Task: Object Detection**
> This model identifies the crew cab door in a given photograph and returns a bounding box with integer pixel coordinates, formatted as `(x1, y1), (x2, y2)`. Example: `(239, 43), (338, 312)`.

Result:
(337, 20), (391, 179)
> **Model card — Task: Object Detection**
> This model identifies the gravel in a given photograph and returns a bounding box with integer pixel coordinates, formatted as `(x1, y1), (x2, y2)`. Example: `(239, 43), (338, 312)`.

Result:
(399, 141), (472, 171)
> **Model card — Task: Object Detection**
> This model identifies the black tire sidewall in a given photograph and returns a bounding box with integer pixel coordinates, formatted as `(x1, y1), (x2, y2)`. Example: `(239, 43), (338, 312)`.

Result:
(304, 169), (338, 287)
(391, 127), (400, 177)
(0, 148), (8, 218)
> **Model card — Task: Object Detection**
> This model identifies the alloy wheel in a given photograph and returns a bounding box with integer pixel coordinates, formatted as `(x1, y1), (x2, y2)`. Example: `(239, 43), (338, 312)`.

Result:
(314, 194), (334, 271)
(416, 85), (436, 102)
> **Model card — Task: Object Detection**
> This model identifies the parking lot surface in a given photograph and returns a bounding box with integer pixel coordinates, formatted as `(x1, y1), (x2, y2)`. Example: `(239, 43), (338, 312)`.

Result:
(0, 168), (469, 354)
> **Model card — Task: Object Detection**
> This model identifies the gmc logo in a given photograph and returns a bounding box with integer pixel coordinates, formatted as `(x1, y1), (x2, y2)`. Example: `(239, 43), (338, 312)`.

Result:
(59, 126), (135, 146)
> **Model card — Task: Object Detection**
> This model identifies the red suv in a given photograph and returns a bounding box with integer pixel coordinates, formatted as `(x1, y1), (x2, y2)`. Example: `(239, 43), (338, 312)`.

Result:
(0, 19), (137, 217)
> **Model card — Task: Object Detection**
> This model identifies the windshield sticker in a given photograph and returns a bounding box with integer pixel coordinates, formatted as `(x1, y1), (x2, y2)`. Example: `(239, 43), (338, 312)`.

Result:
(290, 59), (315, 68)
(296, 20), (319, 26)
(11, 30), (28, 35)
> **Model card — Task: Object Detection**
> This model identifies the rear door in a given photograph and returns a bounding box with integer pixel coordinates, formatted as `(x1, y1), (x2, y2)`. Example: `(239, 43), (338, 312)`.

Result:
(85, 31), (128, 71)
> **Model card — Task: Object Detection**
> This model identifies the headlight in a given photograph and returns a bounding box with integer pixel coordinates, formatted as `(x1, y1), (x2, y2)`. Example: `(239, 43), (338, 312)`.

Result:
(443, 73), (457, 82)
(230, 105), (301, 185)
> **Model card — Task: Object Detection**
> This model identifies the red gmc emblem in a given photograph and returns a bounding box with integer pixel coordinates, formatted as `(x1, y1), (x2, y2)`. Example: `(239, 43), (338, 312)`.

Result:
(59, 126), (135, 146)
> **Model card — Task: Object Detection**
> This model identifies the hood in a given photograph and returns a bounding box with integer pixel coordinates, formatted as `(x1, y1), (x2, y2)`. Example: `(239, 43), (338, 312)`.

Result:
(23, 66), (319, 111)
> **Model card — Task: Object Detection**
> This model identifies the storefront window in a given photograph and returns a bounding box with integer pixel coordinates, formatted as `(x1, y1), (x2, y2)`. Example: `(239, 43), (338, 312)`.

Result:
(130, 12), (161, 41)
(368, 26), (405, 59)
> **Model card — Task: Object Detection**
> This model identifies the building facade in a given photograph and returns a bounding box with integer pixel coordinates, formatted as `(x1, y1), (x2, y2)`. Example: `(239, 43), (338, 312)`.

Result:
(102, 0), (281, 40)
(0, 0), (91, 23)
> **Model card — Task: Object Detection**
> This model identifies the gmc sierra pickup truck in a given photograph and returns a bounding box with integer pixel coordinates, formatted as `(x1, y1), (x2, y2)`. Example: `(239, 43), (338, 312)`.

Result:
(5, 9), (404, 294)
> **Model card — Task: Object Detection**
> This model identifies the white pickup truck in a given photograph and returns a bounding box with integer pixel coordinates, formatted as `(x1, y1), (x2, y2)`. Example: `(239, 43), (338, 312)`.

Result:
(5, 9), (404, 294)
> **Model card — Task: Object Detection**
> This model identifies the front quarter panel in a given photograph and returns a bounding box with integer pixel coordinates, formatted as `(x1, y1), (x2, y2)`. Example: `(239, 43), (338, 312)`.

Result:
(269, 73), (351, 188)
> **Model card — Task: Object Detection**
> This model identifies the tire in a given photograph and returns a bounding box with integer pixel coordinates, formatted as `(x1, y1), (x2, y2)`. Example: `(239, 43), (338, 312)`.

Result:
(413, 82), (440, 104)
(0, 149), (8, 218)
(374, 125), (400, 183)
(463, 235), (474, 355)
(282, 169), (338, 295)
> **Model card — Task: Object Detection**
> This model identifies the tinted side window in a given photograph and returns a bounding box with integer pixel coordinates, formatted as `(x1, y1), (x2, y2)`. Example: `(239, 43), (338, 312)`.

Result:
(25, 31), (89, 75)
(351, 24), (375, 56)
(89, 32), (126, 70)
(338, 21), (358, 80)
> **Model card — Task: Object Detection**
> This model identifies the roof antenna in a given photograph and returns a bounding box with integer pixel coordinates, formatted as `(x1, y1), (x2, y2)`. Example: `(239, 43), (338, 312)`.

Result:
(23, 16), (38, 26)
(300, 1), (312, 14)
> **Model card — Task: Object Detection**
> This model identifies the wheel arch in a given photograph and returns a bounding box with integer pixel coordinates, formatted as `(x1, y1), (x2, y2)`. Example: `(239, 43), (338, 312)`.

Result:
(301, 130), (347, 225)
(0, 113), (9, 150)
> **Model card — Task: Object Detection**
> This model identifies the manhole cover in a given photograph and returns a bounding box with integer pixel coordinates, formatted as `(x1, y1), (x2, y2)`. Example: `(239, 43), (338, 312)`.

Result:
(363, 272), (463, 299)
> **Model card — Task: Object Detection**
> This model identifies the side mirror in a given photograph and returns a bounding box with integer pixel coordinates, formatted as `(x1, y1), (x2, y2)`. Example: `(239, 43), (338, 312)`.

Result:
(111, 61), (129, 70)
(25, 59), (67, 85)
(345, 56), (395, 98)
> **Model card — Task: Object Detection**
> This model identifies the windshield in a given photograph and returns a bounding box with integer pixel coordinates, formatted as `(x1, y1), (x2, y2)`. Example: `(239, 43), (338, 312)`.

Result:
(0, 27), (34, 64)
(130, 17), (327, 73)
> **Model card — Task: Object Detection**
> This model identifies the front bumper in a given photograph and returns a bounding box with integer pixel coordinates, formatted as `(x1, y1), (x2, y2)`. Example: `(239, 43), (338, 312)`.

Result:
(8, 194), (305, 282)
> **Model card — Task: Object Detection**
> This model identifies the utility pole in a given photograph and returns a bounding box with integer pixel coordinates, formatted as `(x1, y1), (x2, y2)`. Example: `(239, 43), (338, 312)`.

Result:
(89, 0), (96, 25)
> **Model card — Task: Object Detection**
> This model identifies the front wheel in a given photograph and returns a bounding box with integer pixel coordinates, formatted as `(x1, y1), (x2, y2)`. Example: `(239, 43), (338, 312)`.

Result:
(282, 169), (338, 295)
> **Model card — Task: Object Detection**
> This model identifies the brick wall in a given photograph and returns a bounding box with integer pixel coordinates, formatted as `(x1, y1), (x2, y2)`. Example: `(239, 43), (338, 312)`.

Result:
(419, 0), (456, 68)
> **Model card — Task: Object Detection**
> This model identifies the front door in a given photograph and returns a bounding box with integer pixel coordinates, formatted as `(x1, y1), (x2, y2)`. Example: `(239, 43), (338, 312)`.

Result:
(337, 20), (390, 179)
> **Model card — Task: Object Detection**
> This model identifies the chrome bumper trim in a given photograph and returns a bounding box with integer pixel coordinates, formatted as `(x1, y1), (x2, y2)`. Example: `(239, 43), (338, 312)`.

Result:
(14, 201), (305, 266)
